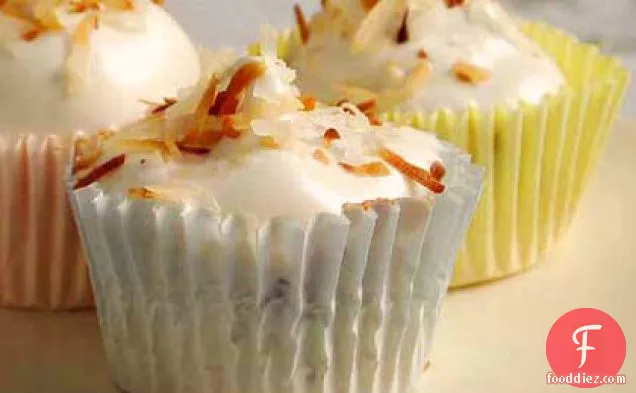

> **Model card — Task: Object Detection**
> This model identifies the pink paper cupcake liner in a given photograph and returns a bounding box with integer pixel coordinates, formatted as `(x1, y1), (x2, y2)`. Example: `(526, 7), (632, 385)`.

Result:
(0, 133), (92, 310)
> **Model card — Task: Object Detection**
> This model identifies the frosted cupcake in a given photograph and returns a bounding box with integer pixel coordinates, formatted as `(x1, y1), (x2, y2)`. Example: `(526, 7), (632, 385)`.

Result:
(280, 0), (630, 287)
(68, 54), (482, 393)
(0, 0), (201, 309)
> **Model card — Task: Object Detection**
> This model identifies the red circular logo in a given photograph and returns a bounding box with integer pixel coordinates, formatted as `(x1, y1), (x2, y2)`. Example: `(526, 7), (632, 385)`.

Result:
(546, 308), (626, 388)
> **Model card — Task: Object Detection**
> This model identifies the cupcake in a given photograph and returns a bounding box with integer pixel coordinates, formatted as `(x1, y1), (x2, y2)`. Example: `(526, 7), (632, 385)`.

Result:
(0, 0), (201, 309)
(279, 0), (630, 287)
(67, 54), (483, 393)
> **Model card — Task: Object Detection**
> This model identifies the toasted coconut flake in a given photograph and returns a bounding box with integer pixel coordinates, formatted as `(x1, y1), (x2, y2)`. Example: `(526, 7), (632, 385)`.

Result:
(143, 97), (178, 115)
(21, 27), (42, 41)
(151, 0), (165, 5)
(378, 148), (445, 193)
(336, 99), (357, 115)
(222, 128), (241, 139)
(452, 61), (490, 85)
(313, 148), (330, 164)
(180, 116), (242, 151)
(417, 49), (428, 59)
(352, 0), (406, 50)
(445, 0), (467, 8)
(355, 99), (382, 125)
(300, 95), (317, 111)
(259, 136), (280, 149)
(210, 61), (266, 115)
(356, 99), (376, 113)
(33, 1), (64, 30)
(74, 153), (126, 189)
(323, 127), (341, 147)
(176, 144), (211, 155)
(194, 75), (220, 129)
(72, 138), (102, 174)
(100, 0), (134, 11)
(118, 138), (167, 154)
(69, 0), (101, 13)
(73, 13), (99, 46)
(4, 0), (63, 41)
(395, 8), (409, 44)
(164, 134), (182, 159)
(180, 129), (224, 148)
(293, 3), (310, 45)
(64, 13), (99, 94)
(430, 161), (446, 180)
(406, 61), (431, 89)
(339, 161), (390, 177)
(361, 0), (379, 11)
(128, 186), (160, 200)
(220, 116), (241, 138)
(367, 115), (382, 126)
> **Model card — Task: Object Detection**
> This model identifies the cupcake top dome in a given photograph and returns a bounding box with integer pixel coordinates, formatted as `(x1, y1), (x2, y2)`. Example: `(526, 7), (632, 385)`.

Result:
(71, 54), (479, 224)
(0, 0), (201, 133)
(287, 0), (565, 112)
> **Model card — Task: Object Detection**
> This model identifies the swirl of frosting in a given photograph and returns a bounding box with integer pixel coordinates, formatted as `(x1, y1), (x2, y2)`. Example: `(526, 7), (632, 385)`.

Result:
(287, 0), (565, 111)
(71, 54), (476, 224)
(0, 0), (200, 133)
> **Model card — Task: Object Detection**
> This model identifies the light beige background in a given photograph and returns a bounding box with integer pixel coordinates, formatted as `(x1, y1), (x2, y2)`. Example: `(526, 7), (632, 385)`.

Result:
(1, 119), (634, 393)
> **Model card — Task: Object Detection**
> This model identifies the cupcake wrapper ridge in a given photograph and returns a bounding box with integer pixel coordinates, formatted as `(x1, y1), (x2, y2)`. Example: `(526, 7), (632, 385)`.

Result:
(67, 142), (483, 393)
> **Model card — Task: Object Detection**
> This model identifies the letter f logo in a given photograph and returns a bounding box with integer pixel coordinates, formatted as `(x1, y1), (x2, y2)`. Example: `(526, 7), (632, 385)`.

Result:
(572, 324), (603, 368)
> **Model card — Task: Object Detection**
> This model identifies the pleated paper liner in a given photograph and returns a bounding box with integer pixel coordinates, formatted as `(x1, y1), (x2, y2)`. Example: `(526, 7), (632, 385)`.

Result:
(67, 145), (482, 393)
(0, 133), (93, 310)
(254, 21), (631, 288)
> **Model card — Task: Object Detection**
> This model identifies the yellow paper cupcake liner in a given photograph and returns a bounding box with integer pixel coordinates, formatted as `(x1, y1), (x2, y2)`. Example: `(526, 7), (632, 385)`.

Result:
(253, 21), (630, 288)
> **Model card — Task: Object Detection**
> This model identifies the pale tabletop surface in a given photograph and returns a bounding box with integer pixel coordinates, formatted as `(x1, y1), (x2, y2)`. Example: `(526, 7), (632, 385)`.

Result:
(0, 119), (634, 393)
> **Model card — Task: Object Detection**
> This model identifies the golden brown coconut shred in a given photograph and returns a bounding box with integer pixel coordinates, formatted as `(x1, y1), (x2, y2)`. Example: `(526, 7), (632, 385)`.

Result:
(445, 0), (468, 8)
(0, 0), (151, 40)
(395, 8), (409, 44)
(361, 0), (379, 11)
(73, 153), (126, 189)
(293, 3), (310, 45)
(64, 12), (100, 94)
(72, 60), (272, 189)
(452, 61), (490, 85)
(69, 0), (101, 13)
(339, 161), (391, 177)
(378, 148), (446, 194)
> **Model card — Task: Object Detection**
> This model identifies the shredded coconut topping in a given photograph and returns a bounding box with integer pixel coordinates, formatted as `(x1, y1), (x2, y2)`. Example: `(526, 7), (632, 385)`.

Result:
(287, 0), (565, 111)
(71, 54), (449, 220)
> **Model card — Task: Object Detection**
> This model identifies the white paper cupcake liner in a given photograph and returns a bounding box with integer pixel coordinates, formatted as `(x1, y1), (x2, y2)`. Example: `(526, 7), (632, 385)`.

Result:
(0, 132), (92, 309)
(68, 143), (482, 393)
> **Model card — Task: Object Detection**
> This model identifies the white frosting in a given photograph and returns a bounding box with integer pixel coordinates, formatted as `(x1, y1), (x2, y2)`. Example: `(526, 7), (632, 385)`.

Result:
(0, 1), (201, 133)
(287, 0), (565, 111)
(74, 55), (446, 225)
